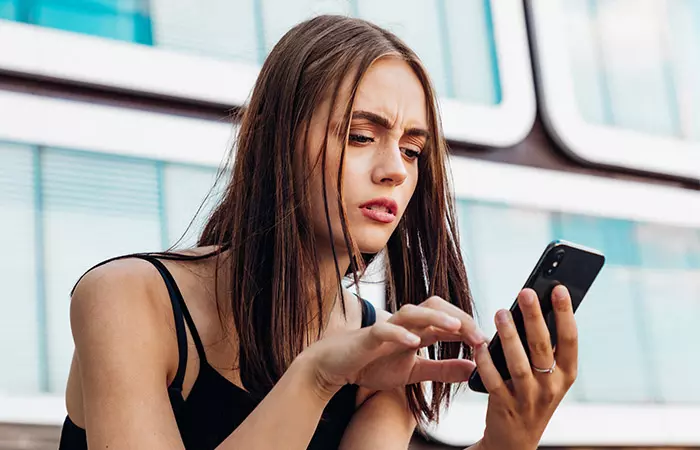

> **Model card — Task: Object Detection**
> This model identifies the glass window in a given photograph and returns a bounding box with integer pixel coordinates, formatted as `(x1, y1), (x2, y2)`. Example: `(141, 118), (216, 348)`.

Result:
(259, 0), (351, 58)
(555, 213), (652, 402)
(41, 149), (162, 393)
(0, 0), (17, 19)
(163, 163), (220, 248)
(0, 142), (40, 394)
(28, 0), (152, 44)
(443, 0), (500, 104)
(635, 223), (700, 270)
(666, 0), (700, 140)
(562, 0), (686, 137)
(149, 0), (258, 61)
(575, 266), (654, 402)
(454, 200), (700, 405)
(640, 270), (700, 403)
(356, 0), (448, 97)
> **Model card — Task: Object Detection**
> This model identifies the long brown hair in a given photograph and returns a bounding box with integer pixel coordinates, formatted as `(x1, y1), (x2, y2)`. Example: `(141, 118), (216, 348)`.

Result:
(196, 15), (474, 423)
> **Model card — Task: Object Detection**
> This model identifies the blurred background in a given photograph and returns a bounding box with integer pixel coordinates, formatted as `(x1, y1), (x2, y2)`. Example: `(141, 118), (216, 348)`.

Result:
(0, 0), (699, 449)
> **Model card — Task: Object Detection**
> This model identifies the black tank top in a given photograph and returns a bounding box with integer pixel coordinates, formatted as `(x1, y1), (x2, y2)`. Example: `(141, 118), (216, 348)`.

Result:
(58, 254), (377, 450)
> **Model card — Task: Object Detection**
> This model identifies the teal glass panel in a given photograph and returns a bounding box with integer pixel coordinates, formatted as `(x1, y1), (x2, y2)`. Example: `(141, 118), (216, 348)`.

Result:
(0, 0), (16, 19)
(356, 0), (448, 97)
(163, 163), (220, 248)
(443, 0), (501, 104)
(562, 0), (700, 140)
(556, 213), (652, 402)
(30, 0), (152, 44)
(553, 213), (639, 267)
(258, 0), (351, 58)
(666, 0), (700, 139)
(149, 0), (258, 61)
(639, 269), (700, 402)
(41, 149), (162, 393)
(635, 223), (700, 270)
(0, 142), (40, 394)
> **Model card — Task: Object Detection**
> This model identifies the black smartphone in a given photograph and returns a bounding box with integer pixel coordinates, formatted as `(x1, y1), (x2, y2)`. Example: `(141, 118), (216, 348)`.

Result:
(467, 240), (605, 393)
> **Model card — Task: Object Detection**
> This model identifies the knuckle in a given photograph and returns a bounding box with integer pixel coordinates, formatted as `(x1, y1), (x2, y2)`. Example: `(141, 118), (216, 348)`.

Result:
(559, 331), (578, 347)
(564, 369), (578, 387)
(511, 364), (531, 380)
(423, 296), (443, 307)
(399, 303), (418, 314)
(538, 385), (558, 406)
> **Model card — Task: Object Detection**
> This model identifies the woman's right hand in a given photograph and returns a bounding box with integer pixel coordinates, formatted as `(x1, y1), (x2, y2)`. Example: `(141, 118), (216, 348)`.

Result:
(299, 296), (488, 399)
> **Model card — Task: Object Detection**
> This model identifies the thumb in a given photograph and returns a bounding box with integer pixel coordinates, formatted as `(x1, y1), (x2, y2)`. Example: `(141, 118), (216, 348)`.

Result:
(408, 358), (476, 384)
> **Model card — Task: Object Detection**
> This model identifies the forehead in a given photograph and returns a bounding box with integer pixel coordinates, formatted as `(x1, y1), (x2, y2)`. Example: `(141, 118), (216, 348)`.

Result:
(350, 57), (428, 128)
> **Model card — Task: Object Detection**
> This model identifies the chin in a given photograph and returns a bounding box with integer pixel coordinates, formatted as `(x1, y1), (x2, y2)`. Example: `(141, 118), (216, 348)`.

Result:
(349, 227), (394, 255)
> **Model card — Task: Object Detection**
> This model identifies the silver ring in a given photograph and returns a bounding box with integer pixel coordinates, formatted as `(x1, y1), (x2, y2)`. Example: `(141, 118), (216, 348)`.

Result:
(532, 359), (556, 374)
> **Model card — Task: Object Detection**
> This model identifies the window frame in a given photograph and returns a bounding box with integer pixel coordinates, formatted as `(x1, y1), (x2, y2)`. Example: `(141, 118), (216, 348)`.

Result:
(0, 0), (535, 148)
(528, 0), (700, 181)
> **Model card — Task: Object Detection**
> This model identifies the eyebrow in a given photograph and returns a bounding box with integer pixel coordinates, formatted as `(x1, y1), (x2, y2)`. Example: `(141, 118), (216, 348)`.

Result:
(351, 110), (430, 139)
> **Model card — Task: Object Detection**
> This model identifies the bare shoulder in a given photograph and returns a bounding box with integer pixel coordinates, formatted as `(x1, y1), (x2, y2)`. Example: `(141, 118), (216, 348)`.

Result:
(69, 257), (177, 385)
(70, 257), (172, 336)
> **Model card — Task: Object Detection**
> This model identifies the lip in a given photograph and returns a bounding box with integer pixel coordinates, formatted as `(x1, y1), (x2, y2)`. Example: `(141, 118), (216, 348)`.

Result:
(359, 197), (398, 224)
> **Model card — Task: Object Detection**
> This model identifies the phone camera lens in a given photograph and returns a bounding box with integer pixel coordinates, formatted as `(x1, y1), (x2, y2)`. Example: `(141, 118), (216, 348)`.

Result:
(544, 249), (565, 278)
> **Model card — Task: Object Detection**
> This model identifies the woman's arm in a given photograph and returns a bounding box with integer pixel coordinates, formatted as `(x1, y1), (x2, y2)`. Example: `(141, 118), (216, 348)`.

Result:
(339, 387), (485, 450)
(71, 261), (187, 449)
(72, 261), (333, 450)
(72, 262), (471, 449)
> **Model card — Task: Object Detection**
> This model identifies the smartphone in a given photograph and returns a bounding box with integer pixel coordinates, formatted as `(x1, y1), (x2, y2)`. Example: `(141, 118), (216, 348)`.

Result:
(467, 240), (605, 393)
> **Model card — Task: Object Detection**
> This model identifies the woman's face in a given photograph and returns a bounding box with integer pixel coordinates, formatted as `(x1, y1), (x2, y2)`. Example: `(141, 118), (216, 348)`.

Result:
(304, 56), (429, 255)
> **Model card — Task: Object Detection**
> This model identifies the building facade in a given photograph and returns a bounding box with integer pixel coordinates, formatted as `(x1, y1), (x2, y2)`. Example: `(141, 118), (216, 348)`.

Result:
(0, 0), (699, 448)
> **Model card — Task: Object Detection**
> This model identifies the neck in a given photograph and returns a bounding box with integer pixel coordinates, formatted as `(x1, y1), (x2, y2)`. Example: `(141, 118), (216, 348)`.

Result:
(315, 241), (352, 319)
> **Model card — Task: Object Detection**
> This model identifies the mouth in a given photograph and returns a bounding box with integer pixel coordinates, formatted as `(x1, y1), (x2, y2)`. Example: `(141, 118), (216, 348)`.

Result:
(359, 197), (398, 224)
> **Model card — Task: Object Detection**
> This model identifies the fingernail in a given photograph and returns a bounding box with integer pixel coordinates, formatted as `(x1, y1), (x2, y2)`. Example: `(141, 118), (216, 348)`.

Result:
(520, 290), (535, 306)
(405, 333), (421, 346)
(443, 315), (461, 329)
(470, 329), (489, 344)
(553, 285), (568, 302)
(496, 310), (510, 325)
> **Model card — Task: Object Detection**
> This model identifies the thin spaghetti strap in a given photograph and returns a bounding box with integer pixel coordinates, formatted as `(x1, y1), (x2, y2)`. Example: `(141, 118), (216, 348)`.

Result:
(129, 255), (189, 393)
(135, 255), (209, 365)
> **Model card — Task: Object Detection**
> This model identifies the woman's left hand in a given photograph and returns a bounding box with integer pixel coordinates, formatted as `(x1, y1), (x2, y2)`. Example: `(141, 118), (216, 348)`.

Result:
(475, 285), (578, 450)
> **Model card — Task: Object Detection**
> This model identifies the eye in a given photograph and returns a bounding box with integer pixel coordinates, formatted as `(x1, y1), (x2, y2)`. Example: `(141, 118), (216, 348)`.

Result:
(348, 134), (375, 145)
(401, 148), (422, 161)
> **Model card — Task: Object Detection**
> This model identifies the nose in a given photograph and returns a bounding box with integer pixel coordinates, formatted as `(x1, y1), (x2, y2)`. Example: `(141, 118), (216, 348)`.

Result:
(371, 142), (408, 187)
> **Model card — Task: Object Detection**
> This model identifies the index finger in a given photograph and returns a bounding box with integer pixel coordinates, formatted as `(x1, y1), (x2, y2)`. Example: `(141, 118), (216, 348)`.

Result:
(420, 296), (488, 346)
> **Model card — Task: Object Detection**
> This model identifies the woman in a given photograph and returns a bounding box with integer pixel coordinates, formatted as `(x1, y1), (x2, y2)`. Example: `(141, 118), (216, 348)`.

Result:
(59, 15), (577, 450)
